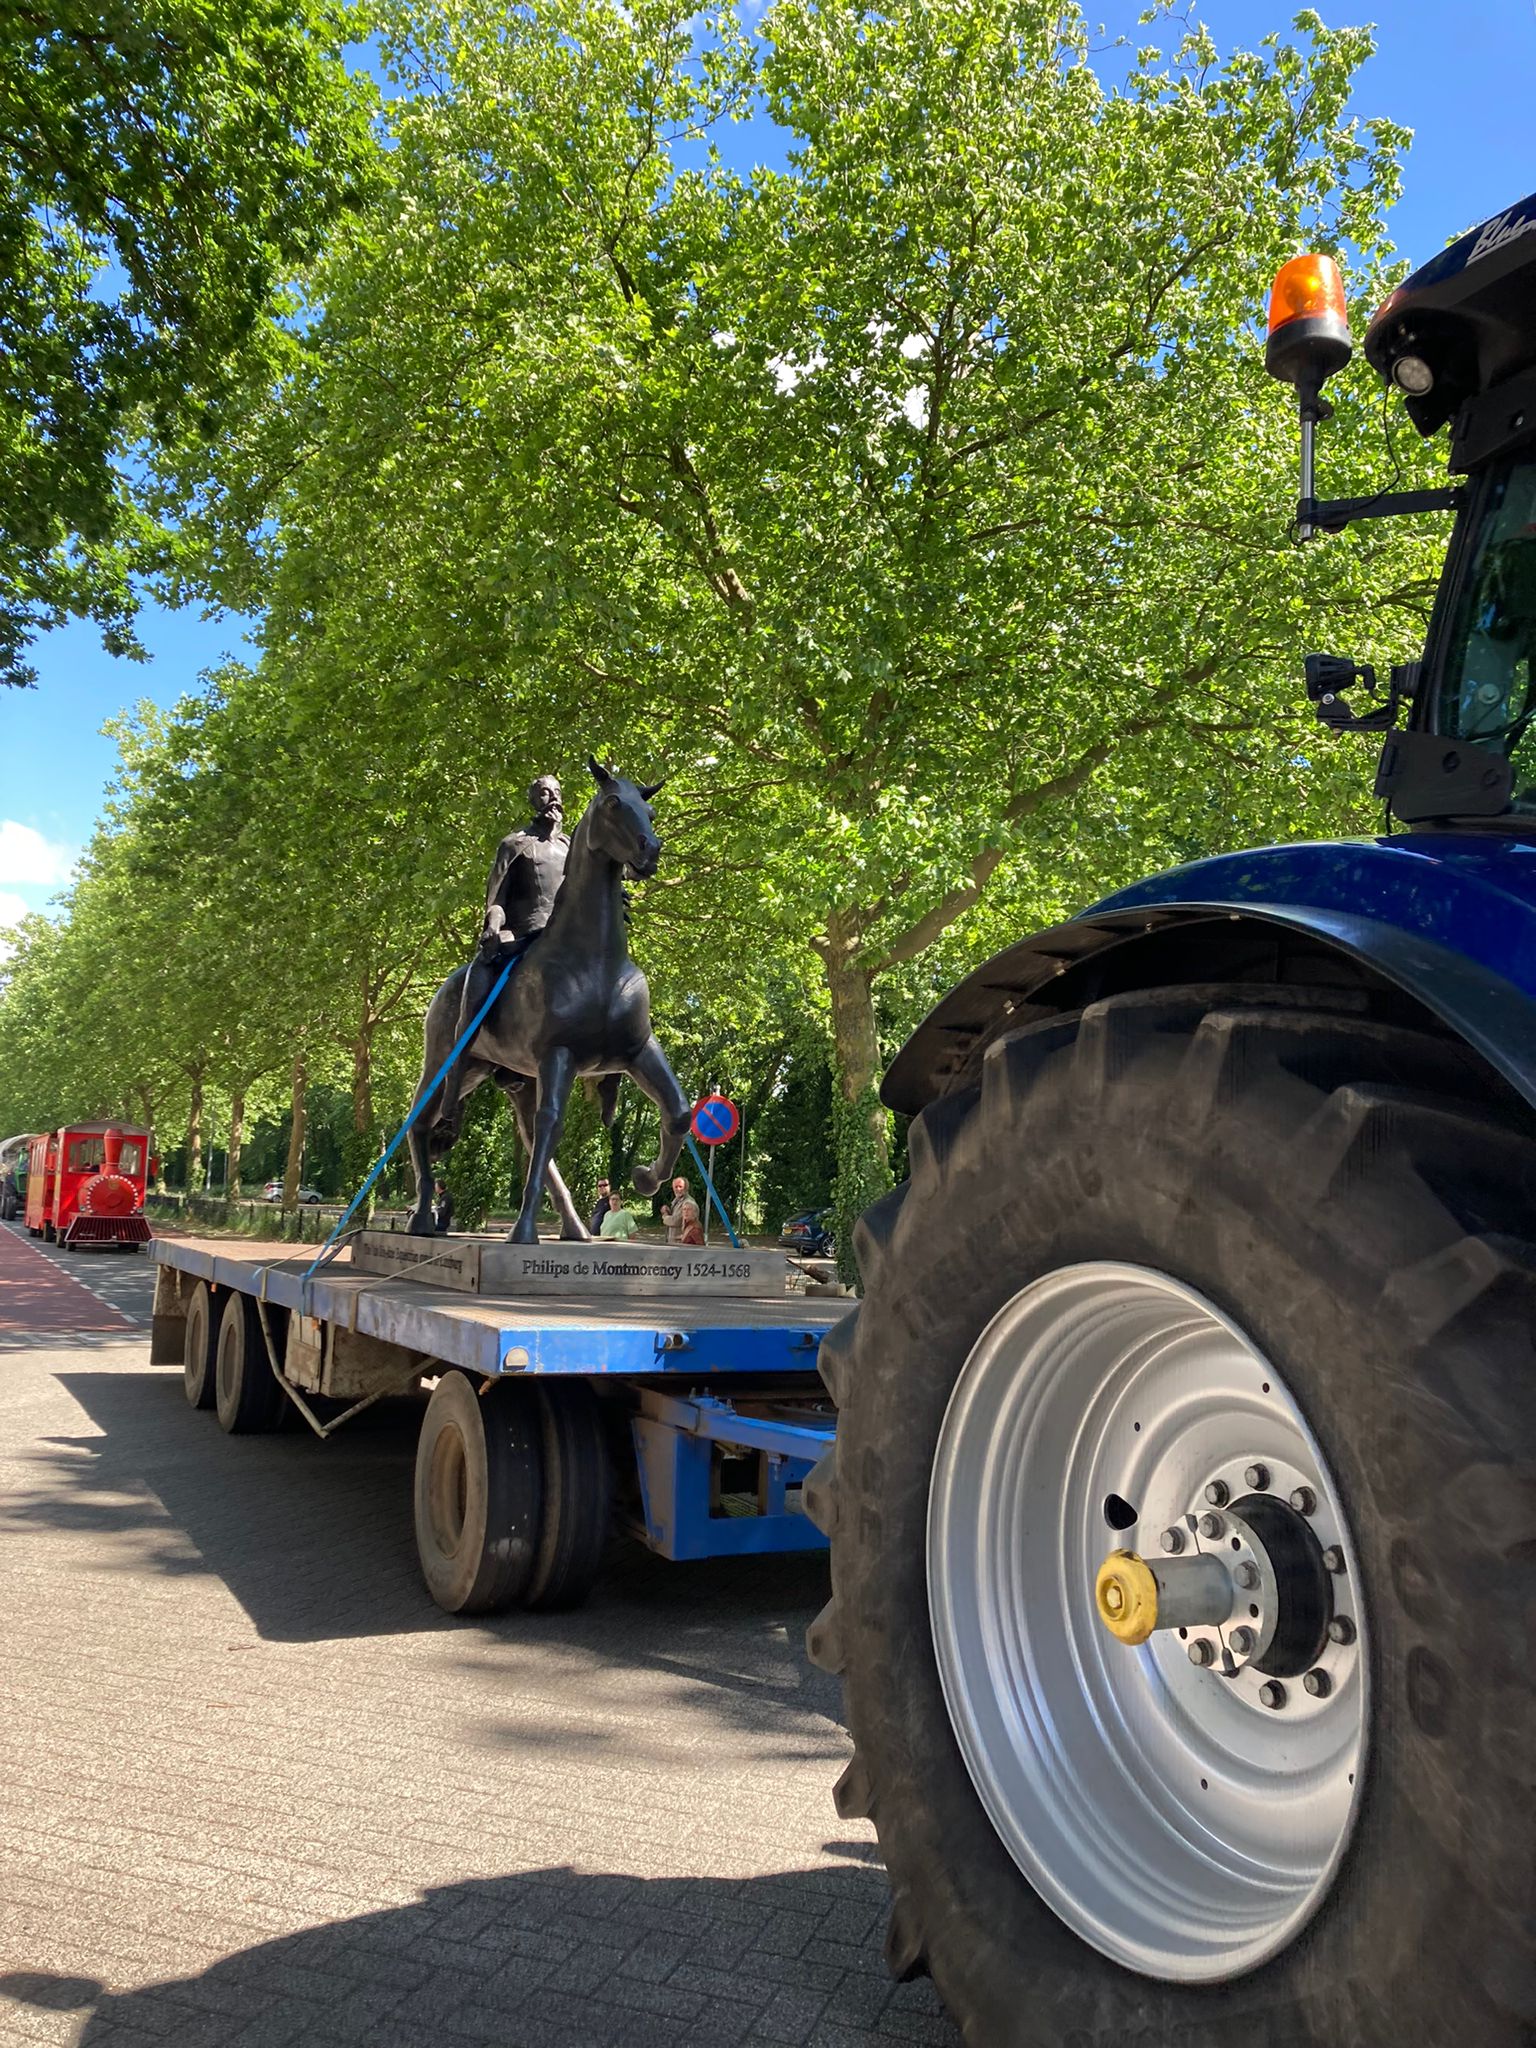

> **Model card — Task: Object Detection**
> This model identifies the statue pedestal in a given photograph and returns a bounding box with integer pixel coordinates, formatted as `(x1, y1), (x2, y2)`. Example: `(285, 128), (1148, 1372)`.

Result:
(349, 1231), (794, 1299)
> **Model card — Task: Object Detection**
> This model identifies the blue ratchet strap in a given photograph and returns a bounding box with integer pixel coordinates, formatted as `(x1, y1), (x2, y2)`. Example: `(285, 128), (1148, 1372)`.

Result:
(684, 1133), (743, 1248)
(301, 950), (523, 1284)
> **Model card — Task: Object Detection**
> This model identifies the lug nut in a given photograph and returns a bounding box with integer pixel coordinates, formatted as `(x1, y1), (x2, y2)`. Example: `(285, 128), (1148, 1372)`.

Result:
(1303, 1668), (1332, 1698)
(1161, 1527), (1185, 1555)
(1198, 1512), (1225, 1539)
(1204, 1479), (1230, 1508)
(1229, 1626), (1256, 1655)
(1289, 1485), (1316, 1516)
(1243, 1463), (1270, 1491)
(1187, 1639), (1216, 1667)
(1322, 1546), (1346, 1574)
(1233, 1561), (1259, 1590)
(1258, 1680), (1287, 1710)
(1326, 1615), (1356, 1646)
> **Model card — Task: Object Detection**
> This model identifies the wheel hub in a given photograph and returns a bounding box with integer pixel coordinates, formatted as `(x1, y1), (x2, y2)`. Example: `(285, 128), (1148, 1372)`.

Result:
(1096, 1483), (1351, 1703)
(927, 1261), (1370, 1984)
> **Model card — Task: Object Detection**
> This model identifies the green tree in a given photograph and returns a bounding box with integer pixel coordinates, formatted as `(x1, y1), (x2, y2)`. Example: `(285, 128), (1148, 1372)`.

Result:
(149, 3), (1451, 1234)
(0, 0), (373, 686)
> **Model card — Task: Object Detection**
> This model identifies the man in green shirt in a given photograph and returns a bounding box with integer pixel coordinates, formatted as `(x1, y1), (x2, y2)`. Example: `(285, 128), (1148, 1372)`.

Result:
(598, 1193), (640, 1241)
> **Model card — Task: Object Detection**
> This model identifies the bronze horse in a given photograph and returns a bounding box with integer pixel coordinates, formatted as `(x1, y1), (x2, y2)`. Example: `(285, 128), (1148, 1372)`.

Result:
(405, 760), (692, 1242)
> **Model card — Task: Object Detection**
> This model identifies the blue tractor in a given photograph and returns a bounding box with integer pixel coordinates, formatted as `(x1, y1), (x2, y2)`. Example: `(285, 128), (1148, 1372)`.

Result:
(808, 197), (1535, 2047)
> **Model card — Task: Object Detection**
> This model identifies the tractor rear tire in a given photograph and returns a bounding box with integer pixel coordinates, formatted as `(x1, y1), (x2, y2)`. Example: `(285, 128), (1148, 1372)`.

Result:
(809, 987), (1535, 2048)
(182, 1281), (219, 1409)
(214, 1291), (287, 1435)
(414, 1372), (543, 1614)
(525, 1380), (611, 1612)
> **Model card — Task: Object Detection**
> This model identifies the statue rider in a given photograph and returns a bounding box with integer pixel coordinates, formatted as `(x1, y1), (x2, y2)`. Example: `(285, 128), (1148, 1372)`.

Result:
(435, 774), (569, 1139)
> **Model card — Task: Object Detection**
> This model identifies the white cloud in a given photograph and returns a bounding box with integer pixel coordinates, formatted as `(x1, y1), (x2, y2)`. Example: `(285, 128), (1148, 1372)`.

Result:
(711, 329), (737, 349)
(901, 386), (929, 430)
(0, 821), (74, 887)
(899, 333), (930, 360)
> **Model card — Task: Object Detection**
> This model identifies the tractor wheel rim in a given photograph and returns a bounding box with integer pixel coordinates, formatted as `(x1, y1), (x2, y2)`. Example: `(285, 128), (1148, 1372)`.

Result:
(927, 1261), (1368, 1984)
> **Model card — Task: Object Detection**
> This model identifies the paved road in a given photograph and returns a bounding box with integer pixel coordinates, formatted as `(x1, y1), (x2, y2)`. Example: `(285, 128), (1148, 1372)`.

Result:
(0, 1224), (957, 2048)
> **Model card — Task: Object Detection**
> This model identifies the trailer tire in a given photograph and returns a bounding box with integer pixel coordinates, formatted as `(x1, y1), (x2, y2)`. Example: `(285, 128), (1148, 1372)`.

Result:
(182, 1281), (219, 1409)
(525, 1380), (611, 1612)
(414, 1372), (542, 1614)
(811, 986), (1535, 2048)
(214, 1290), (287, 1435)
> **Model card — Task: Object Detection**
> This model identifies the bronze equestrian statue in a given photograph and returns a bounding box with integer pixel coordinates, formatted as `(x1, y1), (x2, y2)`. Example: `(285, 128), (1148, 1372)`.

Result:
(405, 760), (692, 1243)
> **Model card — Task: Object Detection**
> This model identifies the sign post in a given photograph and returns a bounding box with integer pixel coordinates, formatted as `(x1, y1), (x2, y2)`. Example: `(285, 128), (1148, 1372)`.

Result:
(689, 1094), (740, 1246)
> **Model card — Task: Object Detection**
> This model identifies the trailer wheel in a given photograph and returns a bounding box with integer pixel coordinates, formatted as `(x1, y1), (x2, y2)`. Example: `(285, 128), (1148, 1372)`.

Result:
(182, 1281), (219, 1409)
(414, 1372), (542, 1614)
(811, 987), (1535, 2048)
(214, 1291), (286, 1435)
(525, 1380), (611, 1612)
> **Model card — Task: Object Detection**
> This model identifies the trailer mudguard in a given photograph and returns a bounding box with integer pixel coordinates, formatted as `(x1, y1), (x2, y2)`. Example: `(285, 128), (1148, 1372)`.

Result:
(882, 833), (1536, 1116)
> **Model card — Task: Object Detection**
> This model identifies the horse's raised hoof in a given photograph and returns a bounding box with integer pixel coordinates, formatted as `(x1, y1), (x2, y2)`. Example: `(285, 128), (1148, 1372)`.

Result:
(405, 1207), (437, 1238)
(632, 1163), (662, 1197)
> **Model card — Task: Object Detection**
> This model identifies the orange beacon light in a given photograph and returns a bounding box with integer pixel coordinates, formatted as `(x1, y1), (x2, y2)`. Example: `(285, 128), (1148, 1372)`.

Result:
(1265, 253), (1354, 391)
(1265, 254), (1355, 539)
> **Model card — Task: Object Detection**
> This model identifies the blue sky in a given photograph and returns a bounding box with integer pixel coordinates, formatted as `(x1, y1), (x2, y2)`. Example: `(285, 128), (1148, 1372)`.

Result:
(1, 0), (1530, 934)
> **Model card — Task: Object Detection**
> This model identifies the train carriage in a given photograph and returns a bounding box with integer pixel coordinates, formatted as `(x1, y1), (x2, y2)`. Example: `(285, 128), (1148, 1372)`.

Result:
(25, 1122), (153, 1250)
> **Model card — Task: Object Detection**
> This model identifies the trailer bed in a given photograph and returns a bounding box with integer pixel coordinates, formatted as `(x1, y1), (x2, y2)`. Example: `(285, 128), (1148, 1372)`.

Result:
(147, 1230), (849, 1603)
(150, 1232), (849, 1377)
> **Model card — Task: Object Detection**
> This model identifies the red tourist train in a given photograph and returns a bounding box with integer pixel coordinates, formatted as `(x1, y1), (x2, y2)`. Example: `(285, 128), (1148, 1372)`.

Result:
(24, 1123), (155, 1250)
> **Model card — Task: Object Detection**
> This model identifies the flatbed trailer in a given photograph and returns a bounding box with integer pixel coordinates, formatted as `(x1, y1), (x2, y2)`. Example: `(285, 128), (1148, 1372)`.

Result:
(148, 1230), (847, 1614)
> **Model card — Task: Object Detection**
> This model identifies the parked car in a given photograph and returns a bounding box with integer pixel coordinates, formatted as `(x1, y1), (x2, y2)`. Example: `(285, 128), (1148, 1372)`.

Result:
(262, 1180), (324, 1204)
(778, 1206), (835, 1258)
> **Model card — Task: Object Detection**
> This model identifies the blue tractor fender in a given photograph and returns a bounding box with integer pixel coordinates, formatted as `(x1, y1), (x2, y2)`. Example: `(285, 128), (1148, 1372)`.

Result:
(881, 833), (1536, 1118)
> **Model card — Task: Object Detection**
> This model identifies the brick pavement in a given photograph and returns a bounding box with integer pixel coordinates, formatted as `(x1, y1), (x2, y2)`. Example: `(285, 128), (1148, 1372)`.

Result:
(0, 1229), (134, 1334)
(0, 1226), (958, 2048)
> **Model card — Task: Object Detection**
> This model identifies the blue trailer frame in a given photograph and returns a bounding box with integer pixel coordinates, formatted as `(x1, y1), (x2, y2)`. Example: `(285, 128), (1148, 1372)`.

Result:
(149, 1234), (843, 1567)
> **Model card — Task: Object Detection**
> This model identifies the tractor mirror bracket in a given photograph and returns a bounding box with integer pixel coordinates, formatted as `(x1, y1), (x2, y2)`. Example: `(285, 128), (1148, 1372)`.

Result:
(1304, 654), (1418, 734)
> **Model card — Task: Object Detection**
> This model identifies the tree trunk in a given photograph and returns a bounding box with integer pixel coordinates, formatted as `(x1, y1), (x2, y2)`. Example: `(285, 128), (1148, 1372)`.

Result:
(227, 1089), (246, 1198)
(184, 1071), (205, 1193)
(138, 1089), (164, 1190)
(822, 914), (892, 1281)
(282, 1054), (307, 1210)
(352, 1023), (373, 1134)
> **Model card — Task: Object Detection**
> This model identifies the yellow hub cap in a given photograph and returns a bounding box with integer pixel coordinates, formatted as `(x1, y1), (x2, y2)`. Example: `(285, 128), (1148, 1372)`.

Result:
(1095, 1548), (1159, 1645)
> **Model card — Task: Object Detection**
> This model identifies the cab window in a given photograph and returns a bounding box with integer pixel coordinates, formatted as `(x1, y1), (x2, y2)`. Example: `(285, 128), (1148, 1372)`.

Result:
(1436, 458), (1536, 805)
(67, 1137), (105, 1171)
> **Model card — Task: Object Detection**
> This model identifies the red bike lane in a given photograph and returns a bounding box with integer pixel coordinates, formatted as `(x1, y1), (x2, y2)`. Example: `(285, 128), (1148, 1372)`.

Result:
(0, 1225), (134, 1332)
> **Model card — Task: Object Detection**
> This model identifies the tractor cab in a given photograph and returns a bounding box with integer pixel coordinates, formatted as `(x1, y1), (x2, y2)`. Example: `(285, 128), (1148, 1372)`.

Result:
(1265, 193), (1536, 823)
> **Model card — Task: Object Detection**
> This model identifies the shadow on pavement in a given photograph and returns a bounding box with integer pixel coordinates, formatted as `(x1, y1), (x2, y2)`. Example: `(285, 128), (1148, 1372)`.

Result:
(0, 1864), (958, 2047)
(12, 1368), (838, 1721)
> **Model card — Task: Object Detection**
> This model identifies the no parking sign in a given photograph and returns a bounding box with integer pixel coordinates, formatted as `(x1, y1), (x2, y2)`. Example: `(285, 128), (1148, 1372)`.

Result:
(691, 1094), (739, 1146)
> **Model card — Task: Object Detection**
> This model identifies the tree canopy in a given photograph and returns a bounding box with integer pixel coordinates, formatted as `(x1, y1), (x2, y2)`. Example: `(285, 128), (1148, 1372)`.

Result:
(0, 0), (373, 686)
(0, 0), (1450, 1245)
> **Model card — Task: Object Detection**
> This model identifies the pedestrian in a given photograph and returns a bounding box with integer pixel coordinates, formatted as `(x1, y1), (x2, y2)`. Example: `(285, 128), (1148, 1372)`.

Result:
(599, 1191), (640, 1241)
(588, 1176), (612, 1237)
(662, 1176), (703, 1246)
(432, 1178), (454, 1235)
